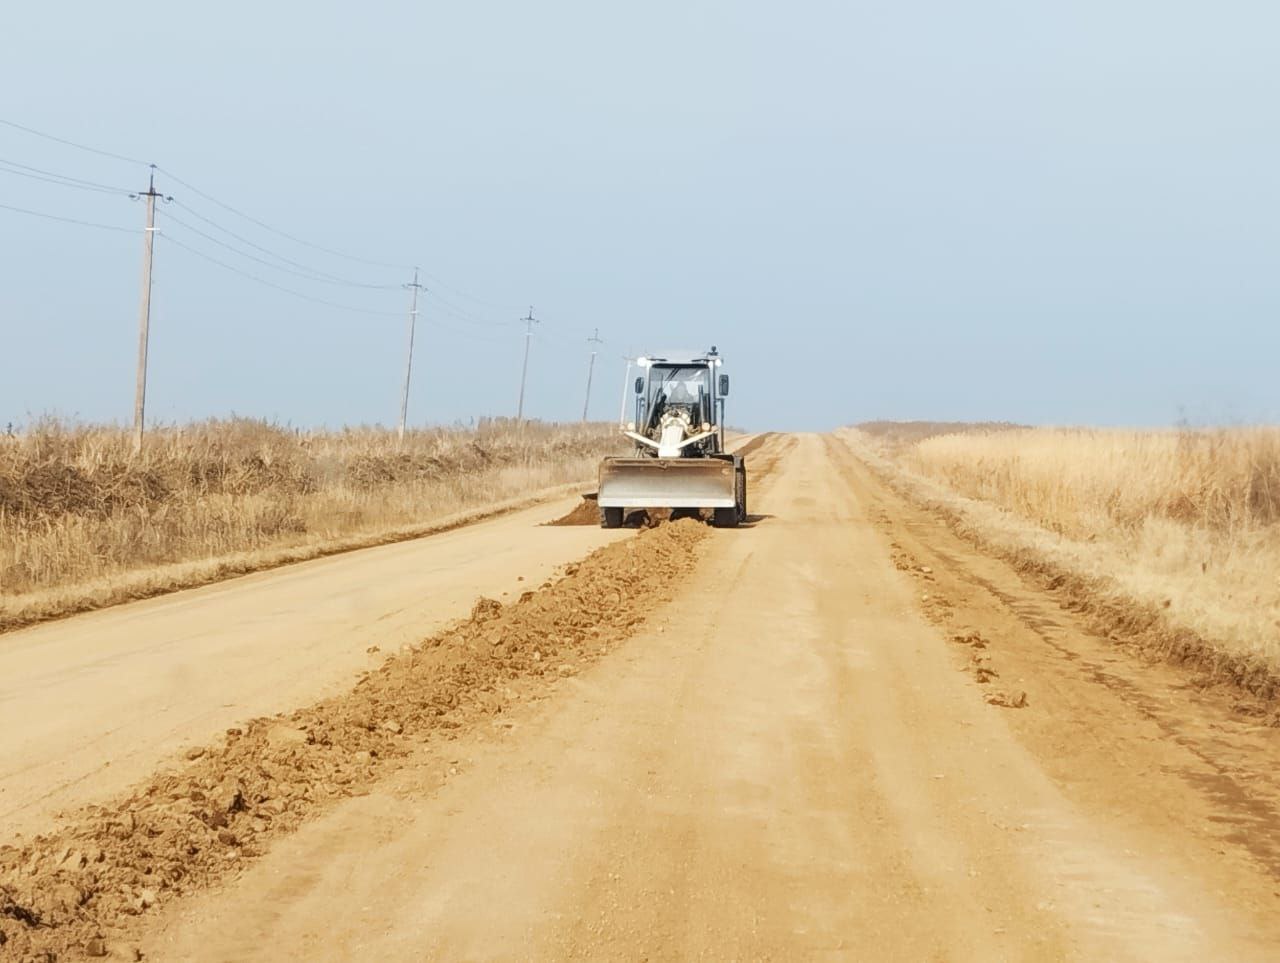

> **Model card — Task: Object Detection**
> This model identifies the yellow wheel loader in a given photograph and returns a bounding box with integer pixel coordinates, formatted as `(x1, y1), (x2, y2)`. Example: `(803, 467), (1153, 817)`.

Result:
(597, 347), (746, 528)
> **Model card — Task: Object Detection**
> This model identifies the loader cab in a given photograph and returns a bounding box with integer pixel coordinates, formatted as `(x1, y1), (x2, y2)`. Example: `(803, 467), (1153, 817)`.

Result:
(633, 352), (727, 455)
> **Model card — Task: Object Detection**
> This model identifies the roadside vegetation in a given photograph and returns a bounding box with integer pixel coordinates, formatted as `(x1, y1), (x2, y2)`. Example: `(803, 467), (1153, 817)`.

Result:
(850, 423), (1280, 678)
(0, 418), (623, 631)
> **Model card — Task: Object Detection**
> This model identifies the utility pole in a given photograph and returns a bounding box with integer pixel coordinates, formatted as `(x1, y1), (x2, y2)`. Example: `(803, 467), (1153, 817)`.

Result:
(618, 355), (634, 428)
(516, 306), (539, 421)
(582, 328), (603, 422)
(398, 268), (425, 444)
(132, 165), (163, 453)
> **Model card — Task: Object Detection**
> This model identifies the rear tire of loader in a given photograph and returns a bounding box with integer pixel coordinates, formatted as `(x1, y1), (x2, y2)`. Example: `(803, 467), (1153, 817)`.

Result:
(600, 506), (624, 529)
(713, 456), (746, 528)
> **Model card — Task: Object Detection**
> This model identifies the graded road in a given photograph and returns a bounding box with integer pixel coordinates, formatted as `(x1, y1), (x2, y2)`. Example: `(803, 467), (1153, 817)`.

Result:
(7, 433), (1280, 961)
(0, 495), (629, 840)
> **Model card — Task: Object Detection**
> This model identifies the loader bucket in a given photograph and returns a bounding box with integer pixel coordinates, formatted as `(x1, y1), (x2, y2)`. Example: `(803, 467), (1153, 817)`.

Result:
(598, 457), (736, 509)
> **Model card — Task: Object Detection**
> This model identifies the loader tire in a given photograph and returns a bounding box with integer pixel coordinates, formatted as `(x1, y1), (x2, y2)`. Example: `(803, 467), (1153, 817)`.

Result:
(712, 506), (739, 528)
(713, 456), (746, 528)
(600, 506), (624, 529)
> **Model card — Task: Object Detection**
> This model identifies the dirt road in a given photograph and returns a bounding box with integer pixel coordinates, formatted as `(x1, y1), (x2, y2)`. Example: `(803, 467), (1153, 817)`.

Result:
(6, 432), (1280, 960)
(124, 433), (1278, 961)
(0, 494), (627, 839)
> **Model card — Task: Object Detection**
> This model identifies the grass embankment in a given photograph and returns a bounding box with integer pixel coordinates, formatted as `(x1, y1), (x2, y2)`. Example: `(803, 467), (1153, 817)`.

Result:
(0, 418), (623, 631)
(850, 423), (1280, 688)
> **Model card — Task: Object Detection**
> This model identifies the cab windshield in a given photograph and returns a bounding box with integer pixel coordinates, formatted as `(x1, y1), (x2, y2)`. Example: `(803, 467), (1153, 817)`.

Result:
(648, 366), (711, 407)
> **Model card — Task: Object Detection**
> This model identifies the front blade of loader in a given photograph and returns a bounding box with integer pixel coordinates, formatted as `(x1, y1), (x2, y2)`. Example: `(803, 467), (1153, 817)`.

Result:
(598, 457), (736, 509)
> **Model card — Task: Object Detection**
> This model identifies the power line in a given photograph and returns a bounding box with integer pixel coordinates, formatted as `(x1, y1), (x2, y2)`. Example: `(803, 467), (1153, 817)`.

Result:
(428, 301), (523, 335)
(423, 289), (519, 327)
(0, 114), (404, 273)
(531, 326), (580, 348)
(411, 292), (521, 341)
(0, 117), (586, 419)
(154, 165), (412, 271)
(0, 117), (527, 325)
(0, 200), (138, 233)
(417, 269), (524, 313)
(0, 116), (150, 167)
(428, 318), (518, 346)
(162, 210), (402, 291)
(0, 157), (132, 195)
(167, 199), (399, 289)
(162, 233), (401, 316)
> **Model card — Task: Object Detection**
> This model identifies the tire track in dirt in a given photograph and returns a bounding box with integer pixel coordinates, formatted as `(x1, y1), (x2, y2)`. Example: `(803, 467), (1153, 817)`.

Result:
(0, 521), (710, 962)
(826, 433), (1280, 931)
(845, 433), (1280, 710)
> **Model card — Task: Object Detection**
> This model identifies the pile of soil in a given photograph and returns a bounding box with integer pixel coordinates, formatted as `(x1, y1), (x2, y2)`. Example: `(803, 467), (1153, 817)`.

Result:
(0, 521), (707, 961)
(546, 496), (602, 526)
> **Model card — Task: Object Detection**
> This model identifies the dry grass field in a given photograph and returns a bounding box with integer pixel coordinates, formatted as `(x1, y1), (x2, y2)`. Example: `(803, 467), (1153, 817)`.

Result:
(0, 418), (623, 631)
(851, 423), (1280, 674)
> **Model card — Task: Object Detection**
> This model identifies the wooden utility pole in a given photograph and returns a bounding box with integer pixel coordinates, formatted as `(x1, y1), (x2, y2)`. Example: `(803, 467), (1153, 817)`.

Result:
(398, 268), (425, 444)
(516, 306), (538, 421)
(132, 165), (161, 453)
(582, 327), (603, 422)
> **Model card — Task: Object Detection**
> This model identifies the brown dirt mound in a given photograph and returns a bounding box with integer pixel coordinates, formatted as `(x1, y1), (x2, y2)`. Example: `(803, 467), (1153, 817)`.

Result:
(546, 496), (601, 526)
(0, 520), (708, 961)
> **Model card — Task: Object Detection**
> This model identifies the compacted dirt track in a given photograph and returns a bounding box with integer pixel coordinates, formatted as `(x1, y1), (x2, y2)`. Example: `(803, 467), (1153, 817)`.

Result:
(0, 494), (630, 840)
(127, 434), (1279, 961)
(6, 432), (1280, 961)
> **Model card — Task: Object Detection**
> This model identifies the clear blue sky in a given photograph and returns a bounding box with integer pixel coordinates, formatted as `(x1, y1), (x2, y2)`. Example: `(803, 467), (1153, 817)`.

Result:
(2, 1), (1277, 431)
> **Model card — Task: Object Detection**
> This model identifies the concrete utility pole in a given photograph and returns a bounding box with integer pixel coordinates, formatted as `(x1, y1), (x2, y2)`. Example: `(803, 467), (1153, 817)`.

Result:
(516, 306), (539, 421)
(582, 327), (603, 422)
(618, 355), (634, 428)
(132, 165), (163, 453)
(398, 268), (425, 444)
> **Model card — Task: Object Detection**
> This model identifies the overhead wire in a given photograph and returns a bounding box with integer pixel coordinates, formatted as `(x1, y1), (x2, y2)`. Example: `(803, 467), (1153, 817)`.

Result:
(167, 199), (400, 289)
(425, 316), (520, 346)
(0, 200), (138, 234)
(0, 116), (594, 351)
(161, 233), (402, 316)
(417, 269), (524, 313)
(162, 210), (403, 291)
(0, 157), (133, 195)
(430, 325), (515, 346)
(154, 165), (412, 272)
(423, 289), (520, 327)
(0, 116), (149, 167)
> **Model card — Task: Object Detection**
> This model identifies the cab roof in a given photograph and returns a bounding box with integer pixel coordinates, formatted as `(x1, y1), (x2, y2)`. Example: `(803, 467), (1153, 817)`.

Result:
(638, 348), (722, 366)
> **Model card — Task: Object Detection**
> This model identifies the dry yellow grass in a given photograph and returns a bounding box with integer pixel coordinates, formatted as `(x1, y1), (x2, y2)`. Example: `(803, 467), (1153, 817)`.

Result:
(0, 418), (624, 631)
(849, 424), (1280, 672)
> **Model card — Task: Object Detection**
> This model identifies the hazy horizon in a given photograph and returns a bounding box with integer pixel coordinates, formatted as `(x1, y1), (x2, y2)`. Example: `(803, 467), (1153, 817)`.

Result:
(3, 1), (1278, 432)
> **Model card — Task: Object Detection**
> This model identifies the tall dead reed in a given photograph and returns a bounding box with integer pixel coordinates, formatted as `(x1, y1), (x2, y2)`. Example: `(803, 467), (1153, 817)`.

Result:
(855, 424), (1280, 664)
(0, 418), (623, 622)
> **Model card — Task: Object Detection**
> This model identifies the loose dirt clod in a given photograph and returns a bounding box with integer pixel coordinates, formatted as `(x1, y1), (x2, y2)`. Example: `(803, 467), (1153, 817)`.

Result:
(986, 690), (1029, 709)
(0, 520), (707, 960)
